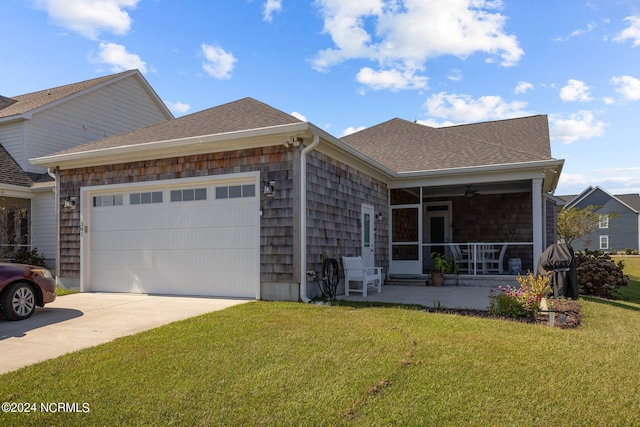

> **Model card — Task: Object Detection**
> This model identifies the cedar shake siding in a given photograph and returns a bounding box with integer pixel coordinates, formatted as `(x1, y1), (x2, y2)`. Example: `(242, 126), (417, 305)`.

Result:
(58, 146), (295, 286)
(305, 150), (389, 282)
(449, 192), (534, 271)
(57, 145), (389, 299)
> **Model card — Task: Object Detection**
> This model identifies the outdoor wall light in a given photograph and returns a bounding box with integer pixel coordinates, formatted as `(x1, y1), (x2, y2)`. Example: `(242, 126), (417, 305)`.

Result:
(64, 196), (77, 209)
(283, 136), (303, 148)
(375, 212), (384, 221)
(263, 180), (276, 198)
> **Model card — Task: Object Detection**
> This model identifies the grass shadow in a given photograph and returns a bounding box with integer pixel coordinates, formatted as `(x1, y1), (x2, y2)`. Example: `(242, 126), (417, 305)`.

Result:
(581, 295), (640, 313)
(323, 299), (425, 311)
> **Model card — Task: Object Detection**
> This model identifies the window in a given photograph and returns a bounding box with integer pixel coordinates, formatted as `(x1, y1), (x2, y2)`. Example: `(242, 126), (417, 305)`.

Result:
(130, 191), (163, 205)
(215, 184), (256, 199)
(599, 214), (609, 229)
(600, 235), (609, 250)
(170, 188), (207, 202)
(93, 194), (123, 207)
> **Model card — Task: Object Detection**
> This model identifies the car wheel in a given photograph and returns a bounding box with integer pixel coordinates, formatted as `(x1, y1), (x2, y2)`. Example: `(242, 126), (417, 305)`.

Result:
(1, 282), (37, 321)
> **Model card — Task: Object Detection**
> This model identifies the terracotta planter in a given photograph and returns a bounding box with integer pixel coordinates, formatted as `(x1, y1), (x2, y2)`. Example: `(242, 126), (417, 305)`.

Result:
(431, 272), (444, 286)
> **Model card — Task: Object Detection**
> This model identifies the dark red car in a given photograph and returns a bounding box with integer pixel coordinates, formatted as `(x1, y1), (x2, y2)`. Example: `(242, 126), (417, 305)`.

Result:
(0, 263), (56, 321)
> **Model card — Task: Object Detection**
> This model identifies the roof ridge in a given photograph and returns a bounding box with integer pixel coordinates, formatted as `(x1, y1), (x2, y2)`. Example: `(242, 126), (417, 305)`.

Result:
(1, 70), (139, 120)
(439, 114), (547, 129)
(436, 116), (551, 159)
(11, 69), (132, 99)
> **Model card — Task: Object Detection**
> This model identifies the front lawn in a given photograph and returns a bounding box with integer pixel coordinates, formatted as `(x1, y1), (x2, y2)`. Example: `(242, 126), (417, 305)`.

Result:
(2, 297), (640, 426)
(612, 255), (640, 303)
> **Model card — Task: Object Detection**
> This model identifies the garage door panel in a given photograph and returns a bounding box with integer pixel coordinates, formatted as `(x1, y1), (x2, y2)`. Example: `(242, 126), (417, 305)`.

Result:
(89, 265), (255, 296)
(90, 227), (257, 251)
(92, 204), (256, 232)
(86, 177), (259, 298)
(91, 248), (254, 271)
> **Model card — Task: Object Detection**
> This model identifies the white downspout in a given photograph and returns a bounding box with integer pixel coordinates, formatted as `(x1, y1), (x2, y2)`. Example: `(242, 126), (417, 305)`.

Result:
(299, 134), (319, 303)
(47, 167), (60, 285)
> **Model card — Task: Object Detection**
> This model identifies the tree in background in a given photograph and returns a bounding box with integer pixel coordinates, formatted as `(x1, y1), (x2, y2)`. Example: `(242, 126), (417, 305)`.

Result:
(557, 205), (601, 246)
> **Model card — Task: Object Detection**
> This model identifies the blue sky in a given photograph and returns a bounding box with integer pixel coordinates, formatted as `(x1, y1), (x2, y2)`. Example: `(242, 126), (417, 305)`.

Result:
(2, 0), (639, 196)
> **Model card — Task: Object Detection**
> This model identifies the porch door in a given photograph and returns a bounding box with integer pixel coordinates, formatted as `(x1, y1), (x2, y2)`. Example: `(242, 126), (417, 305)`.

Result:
(423, 203), (451, 273)
(390, 204), (421, 275)
(361, 204), (375, 267)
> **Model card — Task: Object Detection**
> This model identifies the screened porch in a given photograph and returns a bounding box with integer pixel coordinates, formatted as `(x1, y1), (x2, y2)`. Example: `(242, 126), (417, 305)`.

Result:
(388, 180), (552, 279)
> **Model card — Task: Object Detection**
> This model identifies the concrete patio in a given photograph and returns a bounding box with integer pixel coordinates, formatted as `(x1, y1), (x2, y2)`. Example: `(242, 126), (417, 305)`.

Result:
(337, 284), (499, 310)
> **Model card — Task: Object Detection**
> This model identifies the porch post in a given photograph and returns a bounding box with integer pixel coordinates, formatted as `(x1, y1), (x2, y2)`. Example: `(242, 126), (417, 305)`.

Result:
(532, 178), (543, 268)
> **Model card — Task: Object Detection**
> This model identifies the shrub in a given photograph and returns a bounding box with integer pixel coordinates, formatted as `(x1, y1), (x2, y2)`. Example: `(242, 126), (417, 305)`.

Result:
(575, 250), (628, 298)
(489, 273), (550, 318)
(13, 248), (48, 268)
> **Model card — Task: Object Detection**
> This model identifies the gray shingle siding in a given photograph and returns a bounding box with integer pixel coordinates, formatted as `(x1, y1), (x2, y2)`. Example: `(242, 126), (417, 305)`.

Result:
(568, 188), (639, 251)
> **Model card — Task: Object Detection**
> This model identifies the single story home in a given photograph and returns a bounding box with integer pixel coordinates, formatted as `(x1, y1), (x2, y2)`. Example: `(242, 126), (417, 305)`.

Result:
(31, 96), (564, 301)
(0, 70), (173, 267)
(558, 186), (640, 252)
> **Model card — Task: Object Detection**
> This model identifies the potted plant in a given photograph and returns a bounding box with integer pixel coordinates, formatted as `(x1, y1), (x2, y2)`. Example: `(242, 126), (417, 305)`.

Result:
(430, 252), (453, 286)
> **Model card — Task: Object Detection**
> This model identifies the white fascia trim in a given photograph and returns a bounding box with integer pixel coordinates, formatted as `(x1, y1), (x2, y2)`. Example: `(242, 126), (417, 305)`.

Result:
(0, 183), (33, 198)
(566, 185), (639, 214)
(398, 159), (565, 177)
(389, 159), (565, 189)
(0, 115), (29, 124)
(564, 186), (596, 209)
(30, 122), (313, 169)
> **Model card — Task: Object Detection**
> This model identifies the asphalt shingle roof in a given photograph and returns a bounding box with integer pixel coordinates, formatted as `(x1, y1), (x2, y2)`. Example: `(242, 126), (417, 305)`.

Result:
(340, 115), (552, 172)
(614, 194), (640, 212)
(0, 144), (33, 187)
(51, 97), (303, 156)
(0, 71), (132, 120)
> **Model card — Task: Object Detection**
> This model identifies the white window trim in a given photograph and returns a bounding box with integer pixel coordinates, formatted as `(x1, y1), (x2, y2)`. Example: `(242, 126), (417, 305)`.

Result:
(599, 214), (609, 229)
(599, 235), (609, 250)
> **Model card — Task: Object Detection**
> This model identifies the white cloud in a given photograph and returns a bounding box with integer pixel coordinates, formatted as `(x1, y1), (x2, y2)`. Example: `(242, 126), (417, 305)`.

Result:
(447, 68), (462, 82)
(263, 0), (282, 22)
(91, 42), (147, 73)
(555, 22), (597, 42)
(603, 97), (615, 105)
(201, 43), (237, 79)
(341, 126), (366, 136)
(356, 67), (428, 91)
(290, 111), (307, 121)
(312, 0), (523, 90)
(33, 0), (139, 40)
(549, 110), (606, 144)
(423, 92), (530, 122)
(557, 168), (640, 195)
(559, 79), (593, 102)
(416, 118), (459, 127)
(614, 16), (640, 47)
(514, 81), (533, 94)
(611, 75), (640, 101)
(164, 101), (191, 115)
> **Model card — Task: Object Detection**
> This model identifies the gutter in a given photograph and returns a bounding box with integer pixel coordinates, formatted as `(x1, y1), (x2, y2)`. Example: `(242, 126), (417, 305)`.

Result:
(299, 134), (319, 303)
(47, 167), (61, 285)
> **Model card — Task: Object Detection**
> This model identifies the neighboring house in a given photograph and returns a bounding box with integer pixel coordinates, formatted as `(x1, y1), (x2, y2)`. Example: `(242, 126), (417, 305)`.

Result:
(0, 70), (173, 270)
(559, 186), (640, 252)
(31, 96), (564, 301)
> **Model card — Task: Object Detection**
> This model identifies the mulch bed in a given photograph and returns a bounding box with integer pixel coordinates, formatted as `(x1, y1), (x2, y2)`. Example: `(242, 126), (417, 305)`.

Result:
(422, 299), (583, 329)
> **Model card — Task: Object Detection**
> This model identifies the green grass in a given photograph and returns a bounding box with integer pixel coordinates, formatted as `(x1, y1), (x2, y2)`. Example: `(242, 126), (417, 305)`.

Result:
(55, 287), (80, 296)
(2, 298), (640, 426)
(612, 255), (640, 303)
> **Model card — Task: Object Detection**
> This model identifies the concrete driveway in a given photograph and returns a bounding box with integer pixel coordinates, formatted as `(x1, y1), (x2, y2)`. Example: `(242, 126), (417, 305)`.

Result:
(0, 292), (251, 374)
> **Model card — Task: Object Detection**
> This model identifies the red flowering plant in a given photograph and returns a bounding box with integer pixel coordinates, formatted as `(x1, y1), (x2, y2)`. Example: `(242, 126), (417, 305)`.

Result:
(489, 273), (551, 318)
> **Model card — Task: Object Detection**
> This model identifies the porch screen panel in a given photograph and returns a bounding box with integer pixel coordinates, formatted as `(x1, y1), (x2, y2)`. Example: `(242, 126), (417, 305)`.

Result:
(392, 207), (419, 260)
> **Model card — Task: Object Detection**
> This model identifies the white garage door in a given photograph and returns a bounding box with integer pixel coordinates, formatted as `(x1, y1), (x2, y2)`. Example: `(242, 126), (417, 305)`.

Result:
(82, 174), (259, 298)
